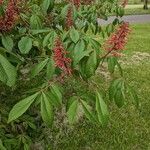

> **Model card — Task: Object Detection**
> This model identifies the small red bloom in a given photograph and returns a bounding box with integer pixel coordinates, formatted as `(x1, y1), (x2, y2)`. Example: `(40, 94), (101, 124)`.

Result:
(104, 22), (131, 54)
(0, 0), (3, 5)
(53, 37), (72, 75)
(0, 0), (19, 32)
(66, 6), (74, 29)
(73, 0), (80, 8)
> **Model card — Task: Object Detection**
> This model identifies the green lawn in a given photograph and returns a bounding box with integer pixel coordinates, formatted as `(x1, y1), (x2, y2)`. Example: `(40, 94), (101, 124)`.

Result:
(128, 0), (142, 4)
(53, 24), (150, 149)
(121, 0), (150, 15)
(126, 24), (150, 54)
(109, 4), (150, 16)
(126, 0), (150, 5)
(125, 7), (150, 15)
(125, 5), (150, 15)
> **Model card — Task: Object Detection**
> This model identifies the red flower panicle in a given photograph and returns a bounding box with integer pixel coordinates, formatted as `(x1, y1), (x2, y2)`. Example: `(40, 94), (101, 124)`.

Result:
(0, 0), (3, 5)
(53, 37), (72, 75)
(72, 0), (80, 8)
(0, 0), (19, 32)
(66, 6), (74, 29)
(122, 0), (128, 8)
(104, 22), (131, 56)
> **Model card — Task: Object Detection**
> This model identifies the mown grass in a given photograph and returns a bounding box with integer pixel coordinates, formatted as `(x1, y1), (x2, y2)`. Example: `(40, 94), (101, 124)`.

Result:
(54, 24), (150, 149)
(128, 0), (143, 4)
(126, 0), (150, 5)
(125, 6), (150, 15)
(126, 23), (150, 54)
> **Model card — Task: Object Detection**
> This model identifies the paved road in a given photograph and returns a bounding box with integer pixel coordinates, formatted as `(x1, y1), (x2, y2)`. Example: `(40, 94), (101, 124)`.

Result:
(98, 14), (150, 25)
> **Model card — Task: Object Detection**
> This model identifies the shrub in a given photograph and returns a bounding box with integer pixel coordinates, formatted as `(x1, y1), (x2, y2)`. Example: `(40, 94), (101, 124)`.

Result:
(0, 0), (138, 149)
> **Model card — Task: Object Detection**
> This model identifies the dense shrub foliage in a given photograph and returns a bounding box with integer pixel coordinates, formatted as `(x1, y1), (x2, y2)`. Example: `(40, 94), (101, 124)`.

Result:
(0, 0), (139, 149)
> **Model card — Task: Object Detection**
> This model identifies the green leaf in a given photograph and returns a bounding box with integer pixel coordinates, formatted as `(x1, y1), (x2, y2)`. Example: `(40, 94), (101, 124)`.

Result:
(116, 60), (123, 76)
(41, 0), (54, 14)
(30, 29), (51, 35)
(85, 50), (97, 78)
(46, 57), (55, 80)
(113, 18), (119, 26)
(106, 24), (113, 36)
(72, 4), (77, 20)
(62, 31), (69, 41)
(41, 92), (53, 127)
(34, 93), (43, 106)
(0, 139), (6, 150)
(0, 54), (17, 86)
(118, 7), (124, 17)
(0, 63), (7, 83)
(43, 32), (51, 47)
(90, 39), (101, 50)
(109, 78), (123, 101)
(74, 39), (85, 56)
(81, 100), (96, 122)
(1, 34), (13, 51)
(109, 79), (125, 108)
(31, 58), (49, 78)
(0, 47), (24, 62)
(50, 83), (62, 106)
(46, 92), (59, 107)
(79, 56), (89, 79)
(107, 57), (117, 74)
(61, 4), (70, 20)
(96, 92), (109, 126)
(41, 0), (50, 14)
(84, 22), (89, 33)
(18, 36), (32, 54)
(67, 97), (79, 124)
(8, 93), (39, 123)
(70, 27), (80, 43)
(47, 31), (57, 50)
(73, 49), (93, 66)
(114, 90), (124, 108)
(24, 143), (30, 150)
(30, 15), (42, 29)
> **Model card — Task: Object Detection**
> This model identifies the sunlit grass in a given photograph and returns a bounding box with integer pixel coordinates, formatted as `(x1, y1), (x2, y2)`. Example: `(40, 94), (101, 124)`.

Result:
(125, 7), (150, 15)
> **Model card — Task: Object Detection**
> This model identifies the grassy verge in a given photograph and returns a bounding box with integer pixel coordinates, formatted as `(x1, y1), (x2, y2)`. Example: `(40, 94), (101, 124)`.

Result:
(128, 0), (142, 4)
(127, 0), (150, 5)
(125, 23), (150, 54)
(109, 4), (150, 16)
(125, 6), (150, 15)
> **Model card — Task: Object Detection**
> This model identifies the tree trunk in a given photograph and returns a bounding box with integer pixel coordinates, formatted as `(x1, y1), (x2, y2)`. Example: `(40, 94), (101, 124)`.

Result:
(143, 0), (148, 9)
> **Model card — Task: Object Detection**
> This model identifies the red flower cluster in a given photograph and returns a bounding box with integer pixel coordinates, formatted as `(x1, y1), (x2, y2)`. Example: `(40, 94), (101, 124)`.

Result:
(104, 22), (131, 55)
(53, 37), (72, 75)
(0, 0), (19, 32)
(0, 0), (3, 5)
(72, 0), (80, 8)
(66, 6), (74, 29)
(122, 0), (128, 8)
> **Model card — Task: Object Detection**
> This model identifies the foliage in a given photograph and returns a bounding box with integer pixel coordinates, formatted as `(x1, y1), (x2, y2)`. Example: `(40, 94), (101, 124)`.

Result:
(0, 0), (139, 149)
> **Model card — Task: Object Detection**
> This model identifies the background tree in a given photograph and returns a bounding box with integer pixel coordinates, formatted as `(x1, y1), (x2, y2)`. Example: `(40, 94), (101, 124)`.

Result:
(143, 0), (148, 9)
